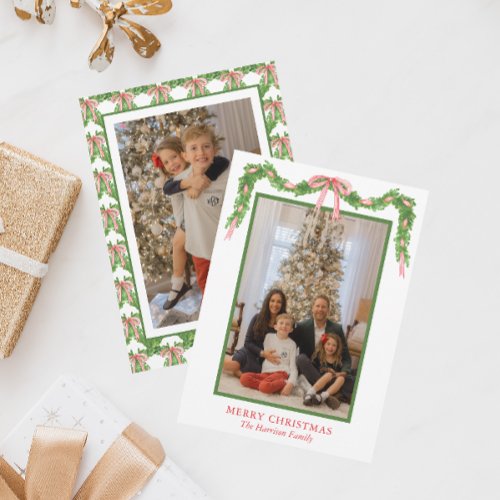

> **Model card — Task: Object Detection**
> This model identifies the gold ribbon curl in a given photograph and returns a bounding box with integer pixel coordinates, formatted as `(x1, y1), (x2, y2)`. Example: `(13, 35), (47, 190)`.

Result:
(87, 0), (172, 71)
(0, 423), (165, 499)
(14, 0), (54, 24)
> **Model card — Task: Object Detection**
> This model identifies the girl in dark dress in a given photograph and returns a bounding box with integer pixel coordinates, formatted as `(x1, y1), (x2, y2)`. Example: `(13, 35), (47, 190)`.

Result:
(223, 289), (287, 377)
(303, 333), (348, 410)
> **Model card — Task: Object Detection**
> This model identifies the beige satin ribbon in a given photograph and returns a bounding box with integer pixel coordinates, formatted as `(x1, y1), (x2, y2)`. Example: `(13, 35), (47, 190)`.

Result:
(0, 423), (165, 499)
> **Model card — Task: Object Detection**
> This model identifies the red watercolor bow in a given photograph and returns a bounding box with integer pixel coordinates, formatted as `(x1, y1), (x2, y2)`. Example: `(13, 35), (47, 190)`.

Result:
(147, 84), (171, 104)
(129, 352), (148, 373)
(160, 345), (184, 366)
(307, 175), (352, 221)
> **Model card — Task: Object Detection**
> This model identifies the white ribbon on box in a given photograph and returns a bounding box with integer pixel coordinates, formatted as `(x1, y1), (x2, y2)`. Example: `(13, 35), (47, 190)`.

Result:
(0, 216), (48, 278)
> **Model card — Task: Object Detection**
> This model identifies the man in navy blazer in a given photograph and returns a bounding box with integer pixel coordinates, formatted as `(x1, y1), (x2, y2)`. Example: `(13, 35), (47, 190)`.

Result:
(290, 295), (353, 400)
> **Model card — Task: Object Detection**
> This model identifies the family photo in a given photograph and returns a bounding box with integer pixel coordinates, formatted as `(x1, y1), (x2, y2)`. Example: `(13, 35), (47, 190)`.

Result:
(114, 97), (261, 331)
(216, 195), (390, 420)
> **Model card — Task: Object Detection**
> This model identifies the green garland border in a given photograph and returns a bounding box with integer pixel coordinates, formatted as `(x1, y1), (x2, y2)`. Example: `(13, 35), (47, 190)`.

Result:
(225, 161), (416, 274)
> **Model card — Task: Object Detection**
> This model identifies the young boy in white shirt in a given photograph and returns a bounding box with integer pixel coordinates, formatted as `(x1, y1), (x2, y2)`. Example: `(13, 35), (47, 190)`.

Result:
(179, 124), (230, 295)
(240, 313), (297, 395)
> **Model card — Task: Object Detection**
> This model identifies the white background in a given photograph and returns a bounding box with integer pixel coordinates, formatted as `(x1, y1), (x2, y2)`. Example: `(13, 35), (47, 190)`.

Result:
(0, 1), (498, 498)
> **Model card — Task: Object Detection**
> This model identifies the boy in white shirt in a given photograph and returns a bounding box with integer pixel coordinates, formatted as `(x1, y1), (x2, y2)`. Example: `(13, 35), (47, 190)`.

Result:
(240, 313), (297, 395)
(180, 125), (230, 295)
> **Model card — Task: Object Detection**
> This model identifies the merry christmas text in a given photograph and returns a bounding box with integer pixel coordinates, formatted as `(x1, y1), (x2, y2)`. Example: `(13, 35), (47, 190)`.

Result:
(225, 405), (333, 444)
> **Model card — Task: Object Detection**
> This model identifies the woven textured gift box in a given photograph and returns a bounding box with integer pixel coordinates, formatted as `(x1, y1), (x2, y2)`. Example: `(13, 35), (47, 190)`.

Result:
(0, 142), (81, 358)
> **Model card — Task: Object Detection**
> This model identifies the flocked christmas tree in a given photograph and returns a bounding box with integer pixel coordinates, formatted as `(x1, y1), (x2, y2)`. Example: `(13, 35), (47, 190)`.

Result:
(114, 107), (215, 287)
(274, 209), (345, 322)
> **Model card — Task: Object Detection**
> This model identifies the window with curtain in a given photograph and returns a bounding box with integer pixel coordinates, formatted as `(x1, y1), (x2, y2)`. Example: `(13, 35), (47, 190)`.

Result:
(261, 225), (301, 298)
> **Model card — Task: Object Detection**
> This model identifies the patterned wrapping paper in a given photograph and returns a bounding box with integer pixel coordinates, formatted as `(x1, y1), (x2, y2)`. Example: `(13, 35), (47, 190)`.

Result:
(0, 375), (210, 499)
(0, 142), (81, 358)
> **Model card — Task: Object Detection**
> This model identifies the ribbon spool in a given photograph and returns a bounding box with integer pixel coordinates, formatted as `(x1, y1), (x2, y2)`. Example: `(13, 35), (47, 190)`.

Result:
(13, 0), (56, 24)
(0, 423), (165, 499)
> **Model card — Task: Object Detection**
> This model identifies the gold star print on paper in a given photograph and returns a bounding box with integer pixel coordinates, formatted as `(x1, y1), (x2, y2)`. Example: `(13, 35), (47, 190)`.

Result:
(42, 407), (61, 426)
(72, 416), (85, 428)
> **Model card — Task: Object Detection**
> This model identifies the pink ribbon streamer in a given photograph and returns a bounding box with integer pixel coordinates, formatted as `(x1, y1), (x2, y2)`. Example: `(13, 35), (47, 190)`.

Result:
(160, 345), (184, 366)
(81, 99), (98, 121)
(183, 78), (207, 96)
(95, 171), (113, 193)
(111, 92), (134, 111)
(109, 244), (127, 266)
(225, 216), (238, 240)
(116, 280), (134, 303)
(129, 353), (148, 373)
(147, 84), (172, 104)
(123, 316), (141, 340)
(220, 71), (243, 89)
(256, 64), (278, 85)
(271, 136), (292, 158)
(101, 208), (119, 230)
(87, 135), (105, 158)
(399, 252), (405, 278)
(307, 175), (352, 221)
(264, 100), (286, 122)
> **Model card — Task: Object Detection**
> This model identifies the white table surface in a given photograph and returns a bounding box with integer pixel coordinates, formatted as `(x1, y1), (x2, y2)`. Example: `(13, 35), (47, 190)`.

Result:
(1, 1), (499, 498)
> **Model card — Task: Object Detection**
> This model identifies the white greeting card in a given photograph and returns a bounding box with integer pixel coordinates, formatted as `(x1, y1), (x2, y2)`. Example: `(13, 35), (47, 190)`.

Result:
(179, 151), (427, 461)
(80, 62), (291, 372)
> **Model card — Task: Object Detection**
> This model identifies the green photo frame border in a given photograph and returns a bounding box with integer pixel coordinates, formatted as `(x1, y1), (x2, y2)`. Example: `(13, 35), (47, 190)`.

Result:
(213, 192), (392, 423)
(80, 62), (292, 373)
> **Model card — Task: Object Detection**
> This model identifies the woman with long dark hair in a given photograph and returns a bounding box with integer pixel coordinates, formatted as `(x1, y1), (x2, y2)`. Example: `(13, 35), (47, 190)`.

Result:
(223, 288), (287, 376)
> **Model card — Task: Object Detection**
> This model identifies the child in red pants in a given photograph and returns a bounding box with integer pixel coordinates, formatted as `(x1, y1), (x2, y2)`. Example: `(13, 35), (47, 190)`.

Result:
(240, 313), (297, 396)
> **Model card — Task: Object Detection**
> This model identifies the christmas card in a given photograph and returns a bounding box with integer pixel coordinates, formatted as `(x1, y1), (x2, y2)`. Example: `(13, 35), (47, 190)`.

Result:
(80, 62), (292, 372)
(179, 151), (428, 461)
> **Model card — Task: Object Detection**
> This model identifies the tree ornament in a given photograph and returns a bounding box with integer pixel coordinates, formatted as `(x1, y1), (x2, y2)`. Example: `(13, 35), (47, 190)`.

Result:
(131, 165), (142, 177)
(150, 222), (162, 236)
(138, 192), (150, 204)
(140, 122), (151, 134)
(155, 245), (168, 257)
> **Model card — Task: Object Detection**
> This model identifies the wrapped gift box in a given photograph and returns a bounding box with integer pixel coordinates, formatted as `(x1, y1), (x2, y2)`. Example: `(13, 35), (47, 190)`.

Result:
(0, 375), (209, 499)
(0, 142), (81, 358)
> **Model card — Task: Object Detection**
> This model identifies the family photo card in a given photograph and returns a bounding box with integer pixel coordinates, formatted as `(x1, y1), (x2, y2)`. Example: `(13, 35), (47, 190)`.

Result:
(179, 151), (428, 461)
(80, 62), (292, 372)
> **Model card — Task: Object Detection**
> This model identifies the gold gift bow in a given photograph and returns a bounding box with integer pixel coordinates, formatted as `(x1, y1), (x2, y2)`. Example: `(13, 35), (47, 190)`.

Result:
(71, 0), (172, 71)
(0, 423), (165, 499)
(14, 0), (55, 24)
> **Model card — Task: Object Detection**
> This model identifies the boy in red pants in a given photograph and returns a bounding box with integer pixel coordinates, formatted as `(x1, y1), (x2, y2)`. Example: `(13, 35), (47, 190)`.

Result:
(240, 313), (297, 396)
(179, 124), (230, 295)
